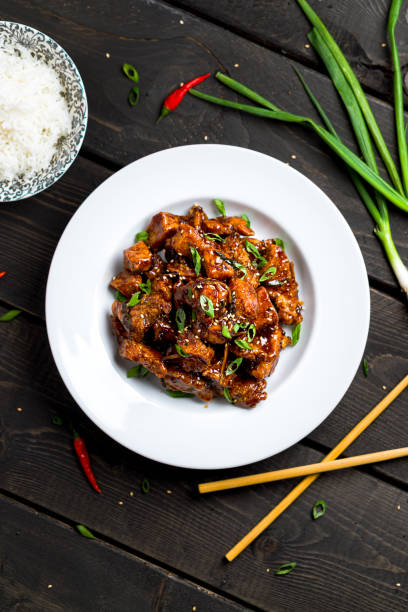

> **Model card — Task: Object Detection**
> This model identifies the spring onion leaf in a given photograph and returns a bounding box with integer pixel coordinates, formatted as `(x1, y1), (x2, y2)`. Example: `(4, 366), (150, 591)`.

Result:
(363, 358), (369, 377)
(233, 261), (247, 278)
(259, 267), (277, 282)
(76, 524), (95, 539)
(190, 247), (201, 275)
(188, 287), (193, 300)
(136, 231), (149, 242)
(205, 233), (224, 242)
(122, 63), (139, 82)
(235, 338), (253, 351)
(166, 389), (194, 398)
(115, 290), (127, 303)
(245, 240), (262, 259)
(292, 323), (301, 346)
(222, 325), (232, 339)
(275, 562), (296, 575)
(140, 279), (151, 294)
(233, 323), (240, 333)
(141, 367), (149, 377)
(175, 308), (186, 333)
(175, 344), (189, 358)
(247, 324), (256, 342)
(241, 213), (251, 228)
(127, 292), (141, 306)
(128, 85), (139, 106)
(214, 198), (226, 216)
(141, 477), (150, 493)
(224, 388), (234, 403)
(52, 416), (63, 425)
(225, 357), (243, 376)
(275, 238), (285, 249)
(200, 295), (215, 317)
(0, 309), (21, 322)
(127, 365), (141, 378)
(312, 499), (326, 519)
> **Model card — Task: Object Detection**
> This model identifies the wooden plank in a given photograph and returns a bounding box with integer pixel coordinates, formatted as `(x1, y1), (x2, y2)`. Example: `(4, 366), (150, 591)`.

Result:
(0, 0), (407, 292)
(0, 288), (407, 610)
(172, 0), (408, 105)
(0, 494), (246, 612)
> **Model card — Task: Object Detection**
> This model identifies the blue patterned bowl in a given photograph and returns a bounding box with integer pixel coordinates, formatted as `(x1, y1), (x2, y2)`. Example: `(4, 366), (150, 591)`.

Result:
(0, 22), (88, 202)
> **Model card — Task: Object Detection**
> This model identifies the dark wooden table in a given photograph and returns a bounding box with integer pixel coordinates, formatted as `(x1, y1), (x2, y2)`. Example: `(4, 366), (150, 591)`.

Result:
(1, 2), (408, 610)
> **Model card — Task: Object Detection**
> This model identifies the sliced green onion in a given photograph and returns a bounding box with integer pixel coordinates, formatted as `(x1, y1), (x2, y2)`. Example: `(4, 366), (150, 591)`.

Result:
(188, 287), (193, 300)
(76, 524), (95, 539)
(312, 499), (326, 519)
(52, 415), (63, 425)
(128, 85), (139, 106)
(0, 309), (21, 322)
(190, 247), (201, 275)
(127, 292), (141, 306)
(241, 213), (251, 228)
(275, 562), (296, 575)
(122, 63), (139, 82)
(225, 357), (243, 376)
(127, 365), (141, 378)
(291, 323), (301, 346)
(275, 238), (285, 249)
(247, 324), (256, 342)
(235, 338), (253, 351)
(239, 321), (249, 329)
(259, 267), (277, 282)
(222, 325), (232, 339)
(191, 310), (197, 322)
(224, 388), (234, 403)
(200, 295), (214, 317)
(166, 389), (194, 398)
(214, 198), (226, 216)
(363, 358), (369, 377)
(115, 290), (127, 303)
(141, 477), (150, 493)
(233, 261), (247, 278)
(233, 323), (240, 333)
(245, 240), (262, 259)
(175, 344), (189, 358)
(205, 233), (224, 242)
(175, 308), (186, 333)
(140, 367), (149, 377)
(140, 279), (151, 294)
(136, 231), (149, 242)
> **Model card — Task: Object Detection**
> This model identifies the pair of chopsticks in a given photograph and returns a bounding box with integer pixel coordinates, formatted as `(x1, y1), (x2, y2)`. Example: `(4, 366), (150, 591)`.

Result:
(198, 373), (408, 562)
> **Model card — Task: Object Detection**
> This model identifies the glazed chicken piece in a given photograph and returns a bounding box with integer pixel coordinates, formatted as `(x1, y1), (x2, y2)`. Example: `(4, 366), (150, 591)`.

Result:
(174, 330), (215, 372)
(119, 338), (167, 378)
(163, 366), (213, 401)
(255, 287), (279, 330)
(166, 223), (204, 256)
(229, 277), (258, 320)
(167, 257), (196, 280)
(226, 376), (267, 408)
(152, 275), (173, 301)
(146, 254), (166, 280)
(203, 216), (255, 237)
(260, 241), (303, 325)
(147, 212), (182, 250)
(124, 241), (153, 273)
(153, 317), (176, 345)
(112, 292), (171, 341)
(185, 204), (208, 229)
(110, 271), (141, 297)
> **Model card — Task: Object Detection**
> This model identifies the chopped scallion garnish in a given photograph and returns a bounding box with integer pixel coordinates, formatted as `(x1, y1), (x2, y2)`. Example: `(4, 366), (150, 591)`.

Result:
(127, 365), (141, 378)
(205, 233), (224, 242)
(363, 358), (369, 377)
(233, 261), (247, 278)
(222, 325), (232, 339)
(241, 213), (251, 228)
(225, 357), (243, 376)
(141, 477), (150, 493)
(275, 237), (285, 249)
(135, 231), (149, 242)
(247, 324), (256, 342)
(312, 499), (326, 520)
(235, 338), (253, 351)
(175, 308), (186, 332)
(275, 562), (296, 575)
(259, 266), (277, 282)
(128, 85), (139, 106)
(140, 278), (151, 294)
(224, 388), (234, 403)
(175, 344), (189, 358)
(190, 247), (201, 275)
(200, 295), (214, 317)
(76, 524), (95, 539)
(166, 389), (194, 398)
(122, 63), (139, 82)
(115, 290), (127, 303)
(0, 309), (21, 322)
(291, 323), (301, 346)
(214, 198), (226, 216)
(127, 292), (141, 306)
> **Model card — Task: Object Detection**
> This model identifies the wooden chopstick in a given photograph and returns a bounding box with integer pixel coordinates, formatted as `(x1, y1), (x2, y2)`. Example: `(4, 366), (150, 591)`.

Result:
(224, 373), (408, 562)
(199, 446), (408, 494)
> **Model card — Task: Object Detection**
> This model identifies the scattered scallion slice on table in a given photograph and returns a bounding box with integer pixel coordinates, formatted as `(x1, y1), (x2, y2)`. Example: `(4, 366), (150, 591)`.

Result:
(122, 63), (139, 82)
(128, 85), (139, 106)
(363, 358), (369, 377)
(76, 524), (95, 539)
(275, 562), (296, 576)
(52, 415), (63, 426)
(214, 198), (226, 216)
(141, 477), (150, 493)
(0, 309), (21, 322)
(312, 499), (326, 519)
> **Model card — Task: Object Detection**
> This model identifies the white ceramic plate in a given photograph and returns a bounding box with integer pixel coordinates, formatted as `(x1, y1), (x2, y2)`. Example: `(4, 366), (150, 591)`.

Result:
(46, 144), (370, 470)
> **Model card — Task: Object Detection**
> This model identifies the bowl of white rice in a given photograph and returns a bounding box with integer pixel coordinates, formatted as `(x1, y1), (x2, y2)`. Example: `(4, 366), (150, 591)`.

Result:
(0, 21), (88, 202)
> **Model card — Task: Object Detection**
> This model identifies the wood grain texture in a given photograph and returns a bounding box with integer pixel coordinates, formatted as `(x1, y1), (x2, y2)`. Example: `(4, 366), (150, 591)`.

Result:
(173, 0), (408, 104)
(0, 287), (407, 611)
(0, 494), (247, 612)
(0, 0), (407, 293)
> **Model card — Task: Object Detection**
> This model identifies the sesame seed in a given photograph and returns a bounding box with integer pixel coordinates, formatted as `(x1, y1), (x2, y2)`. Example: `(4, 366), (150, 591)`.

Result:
(396, 583), (401, 587)
(305, 43), (310, 48)
(118, 500), (124, 505)
(382, 385), (387, 390)
(105, 52), (110, 58)
(48, 584), (53, 589)
(192, 607), (197, 611)
(129, 491), (134, 497)
(166, 489), (172, 494)
(234, 63), (239, 68)
(381, 42), (387, 47)
(397, 504), (401, 510)
(180, 82), (184, 87)
(291, 154), (297, 159)
(17, 407), (23, 412)
(179, 19), (184, 24)
(266, 568), (270, 572)
(204, 135), (209, 141)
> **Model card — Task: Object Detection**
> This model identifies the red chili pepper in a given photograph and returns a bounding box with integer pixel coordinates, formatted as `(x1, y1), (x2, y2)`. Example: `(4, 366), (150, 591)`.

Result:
(0, 271), (6, 279)
(72, 428), (101, 493)
(157, 72), (211, 123)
